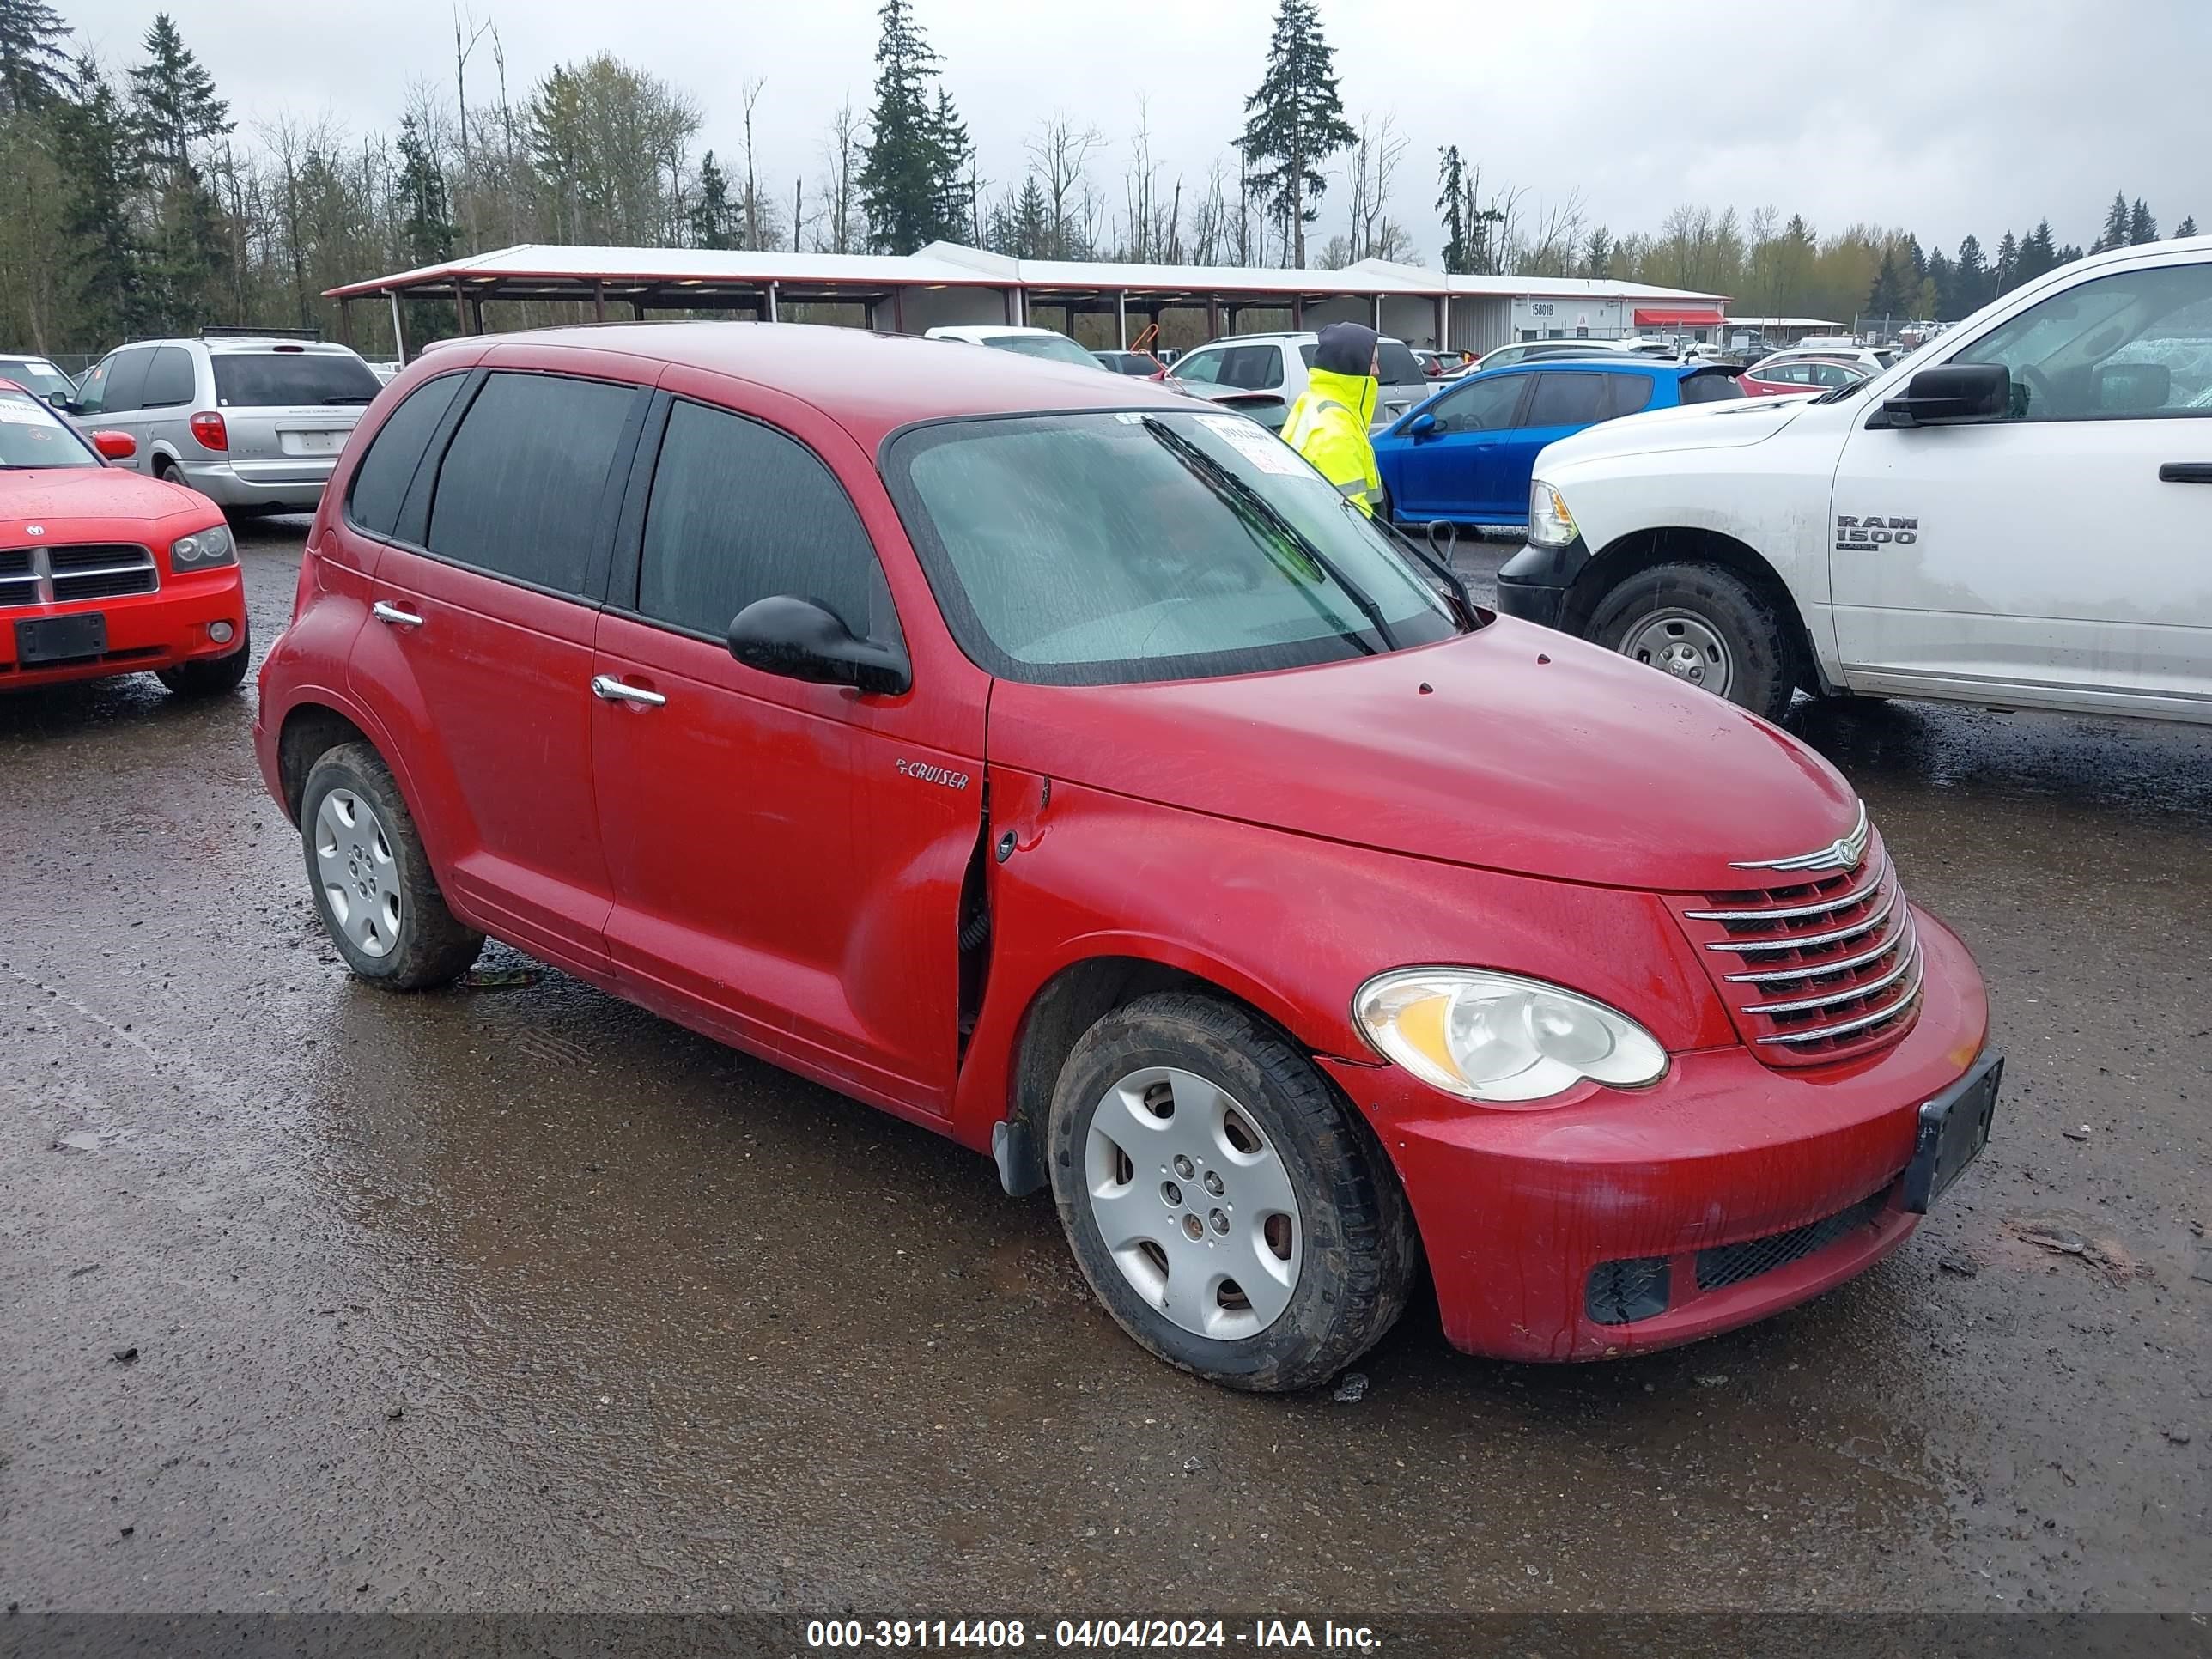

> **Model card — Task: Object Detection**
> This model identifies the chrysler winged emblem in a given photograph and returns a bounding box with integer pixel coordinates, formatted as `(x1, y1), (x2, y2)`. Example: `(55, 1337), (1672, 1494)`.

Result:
(25, 525), (44, 537)
(1730, 801), (1869, 873)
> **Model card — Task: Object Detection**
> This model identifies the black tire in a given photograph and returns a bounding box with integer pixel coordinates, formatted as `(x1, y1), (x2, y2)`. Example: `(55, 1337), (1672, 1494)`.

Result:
(299, 740), (483, 991)
(155, 617), (252, 698)
(1586, 560), (1797, 722)
(1045, 992), (1419, 1393)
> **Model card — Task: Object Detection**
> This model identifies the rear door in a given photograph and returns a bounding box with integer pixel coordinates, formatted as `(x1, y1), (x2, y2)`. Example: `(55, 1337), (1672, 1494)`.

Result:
(1487, 370), (1619, 523)
(352, 366), (649, 975)
(591, 380), (982, 1114)
(136, 346), (198, 470)
(1385, 370), (1532, 523)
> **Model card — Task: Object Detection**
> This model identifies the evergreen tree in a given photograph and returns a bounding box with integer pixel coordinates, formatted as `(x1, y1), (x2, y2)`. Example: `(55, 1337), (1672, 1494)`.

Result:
(1238, 0), (1356, 268)
(2018, 218), (2057, 283)
(393, 112), (456, 344)
(1864, 247), (1907, 320)
(2128, 198), (2157, 244)
(690, 149), (734, 248)
(926, 85), (970, 244)
(129, 12), (229, 173)
(1580, 224), (1611, 279)
(2095, 191), (2130, 252)
(858, 0), (958, 253)
(1954, 233), (1987, 313)
(1011, 172), (1048, 258)
(2179, 216), (2198, 238)
(1994, 229), (2019, 293)
(0, 0), (70, 112)
(51, 51), (142, 343)
(1924, 246), (1954, 320)
(1433, 144), (1468, 273)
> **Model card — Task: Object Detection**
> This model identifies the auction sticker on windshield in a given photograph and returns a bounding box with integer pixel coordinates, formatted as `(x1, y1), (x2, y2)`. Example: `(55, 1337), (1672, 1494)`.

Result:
(1196, 412), (1307, 476)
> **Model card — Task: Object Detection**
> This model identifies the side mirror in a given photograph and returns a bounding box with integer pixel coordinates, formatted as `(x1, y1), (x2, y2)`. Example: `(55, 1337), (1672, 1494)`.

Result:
(727, 595), (910, 696)
(1871, 363), (2010, 428)
(49, 392), (71, 410)
(1406, 411), (1438, 440)
(91, 429), (137, 459)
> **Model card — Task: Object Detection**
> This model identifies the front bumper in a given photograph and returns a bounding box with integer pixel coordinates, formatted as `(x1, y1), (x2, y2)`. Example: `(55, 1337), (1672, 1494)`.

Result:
(0, 570), (246, 690)
(179, 456), (334, 513)
(1320, 908), (1990, 1361)
(1492, 535), (1592, 631)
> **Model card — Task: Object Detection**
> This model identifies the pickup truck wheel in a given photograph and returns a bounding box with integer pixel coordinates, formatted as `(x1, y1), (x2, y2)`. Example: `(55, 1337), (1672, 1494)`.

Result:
(300, 741), (483, 990)
(1045, 992), (1419, 1393)
(1588, 562), (1796, 722)
(154, 619), (252, 697)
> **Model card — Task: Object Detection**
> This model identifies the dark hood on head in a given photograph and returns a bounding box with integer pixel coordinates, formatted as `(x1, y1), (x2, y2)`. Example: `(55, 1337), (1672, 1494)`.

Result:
(1312, 322), (1379, 378)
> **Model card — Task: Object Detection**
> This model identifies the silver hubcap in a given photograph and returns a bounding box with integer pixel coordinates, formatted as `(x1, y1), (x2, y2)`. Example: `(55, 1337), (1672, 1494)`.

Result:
(1622, 608), (1734, 696)
(313, 788), (402, 957)
(1084, 1066), (1302, 1341)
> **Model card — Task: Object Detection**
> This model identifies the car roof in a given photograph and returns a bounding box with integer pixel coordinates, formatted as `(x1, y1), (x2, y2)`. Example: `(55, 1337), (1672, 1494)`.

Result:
(117, 334), (362, 356)
(423, 321), (1196, 451)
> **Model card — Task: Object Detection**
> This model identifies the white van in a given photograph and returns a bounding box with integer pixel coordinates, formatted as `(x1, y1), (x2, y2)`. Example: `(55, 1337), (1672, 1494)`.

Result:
(1494, 235), (2212, 725)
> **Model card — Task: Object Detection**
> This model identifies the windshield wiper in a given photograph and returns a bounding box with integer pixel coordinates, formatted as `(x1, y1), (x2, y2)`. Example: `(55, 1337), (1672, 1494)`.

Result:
(1139, 416), (1395, 653)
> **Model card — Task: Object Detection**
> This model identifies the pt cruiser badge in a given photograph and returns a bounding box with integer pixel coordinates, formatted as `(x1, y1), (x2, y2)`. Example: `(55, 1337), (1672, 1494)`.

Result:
(895, 757), (970, 791)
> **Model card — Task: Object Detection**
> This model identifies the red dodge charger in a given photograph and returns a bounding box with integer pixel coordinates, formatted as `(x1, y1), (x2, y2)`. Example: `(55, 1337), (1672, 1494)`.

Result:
(253, 325), (1998, 1389)
(1, 380), (249, 696)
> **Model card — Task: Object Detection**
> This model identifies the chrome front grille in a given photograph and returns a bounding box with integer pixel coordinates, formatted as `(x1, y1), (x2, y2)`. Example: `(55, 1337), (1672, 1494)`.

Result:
(1674, 823), (1924, 1067)
(0, 542), (158, 606)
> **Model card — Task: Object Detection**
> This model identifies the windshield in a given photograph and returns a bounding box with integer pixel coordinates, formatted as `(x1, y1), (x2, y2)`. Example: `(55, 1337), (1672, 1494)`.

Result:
(1, 359), (75, 403)
(210, 350), (381, 408)
(0, 387), (99, 468)
(885, 409), (1460, 685)
(981, 333), (1103, 369)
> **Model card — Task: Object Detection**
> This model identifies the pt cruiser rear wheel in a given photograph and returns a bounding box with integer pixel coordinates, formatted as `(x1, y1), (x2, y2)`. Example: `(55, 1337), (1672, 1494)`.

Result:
(1046, 992), (1419, 1392)
(300, 741), (483, 990)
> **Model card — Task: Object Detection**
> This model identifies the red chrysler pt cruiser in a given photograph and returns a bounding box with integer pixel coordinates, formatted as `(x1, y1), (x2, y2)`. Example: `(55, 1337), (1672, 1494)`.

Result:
(253, 325), (1998, 1390)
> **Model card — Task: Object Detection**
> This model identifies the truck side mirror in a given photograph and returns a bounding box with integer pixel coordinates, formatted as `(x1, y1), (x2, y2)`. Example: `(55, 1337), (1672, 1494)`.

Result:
(1870, 363), (2010, 428)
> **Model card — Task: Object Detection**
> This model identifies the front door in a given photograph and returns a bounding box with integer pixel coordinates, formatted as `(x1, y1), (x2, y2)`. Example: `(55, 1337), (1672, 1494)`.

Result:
(351, 368), (647, 974)
(1830, 254), (2212, 716)
(1389, 370), (1532, 523)
(591, 386), (983, 1115)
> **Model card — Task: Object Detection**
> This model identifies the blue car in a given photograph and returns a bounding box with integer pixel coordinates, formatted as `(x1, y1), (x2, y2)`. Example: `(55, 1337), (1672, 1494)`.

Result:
(1374, 358), (1745, 529)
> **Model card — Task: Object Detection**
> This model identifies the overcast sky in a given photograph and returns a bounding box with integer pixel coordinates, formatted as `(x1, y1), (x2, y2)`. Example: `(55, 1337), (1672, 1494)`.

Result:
(62, 0), (2212, 262)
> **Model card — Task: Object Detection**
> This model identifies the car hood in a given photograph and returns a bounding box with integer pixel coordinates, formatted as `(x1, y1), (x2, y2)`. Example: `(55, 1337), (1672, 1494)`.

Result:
(1539, 390), (1814, 469)
(986, 616), (1860, 892)
(0, 466), (210, 531)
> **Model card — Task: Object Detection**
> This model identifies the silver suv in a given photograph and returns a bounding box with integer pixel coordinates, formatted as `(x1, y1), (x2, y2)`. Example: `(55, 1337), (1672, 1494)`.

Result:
(1165, 332), (1432, 431)
(67, 329), (382, 515)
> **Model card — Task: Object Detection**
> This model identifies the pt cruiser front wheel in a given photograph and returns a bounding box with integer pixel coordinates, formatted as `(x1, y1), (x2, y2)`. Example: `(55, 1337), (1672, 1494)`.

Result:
(1046, 993), (1419, 1392)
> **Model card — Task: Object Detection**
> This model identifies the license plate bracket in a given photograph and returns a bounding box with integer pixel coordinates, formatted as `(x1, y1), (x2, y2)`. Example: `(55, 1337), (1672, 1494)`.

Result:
(1902, 1052), (2002, 1214)
(15, 611), (107, 665)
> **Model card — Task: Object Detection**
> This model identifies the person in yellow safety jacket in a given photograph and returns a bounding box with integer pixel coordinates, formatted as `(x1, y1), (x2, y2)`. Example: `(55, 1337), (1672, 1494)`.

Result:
(1281, 321), (1385, 517)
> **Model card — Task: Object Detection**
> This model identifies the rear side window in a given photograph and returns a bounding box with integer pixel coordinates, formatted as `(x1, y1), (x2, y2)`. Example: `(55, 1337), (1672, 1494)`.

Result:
(635, 400), (894, 643)
(140, 346), (196, 408)
(427, 372), (641, 597)
(1212, 346), (1282, 391)
(211, 351), (381, 409)
(345, 374), (467, 539)
(1524, 373), (1611, 427)
(1376, 342), (1423, 384)
(1607, 374), (1656, 416)
(1680, 372), (1748, 404)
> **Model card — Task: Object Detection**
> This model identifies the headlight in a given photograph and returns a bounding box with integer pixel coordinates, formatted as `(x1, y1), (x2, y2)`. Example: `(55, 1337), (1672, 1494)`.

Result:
(1354, 968), (1667, 1103)
(1528, 480), (1578, 548)
(170, 525), (235, 568)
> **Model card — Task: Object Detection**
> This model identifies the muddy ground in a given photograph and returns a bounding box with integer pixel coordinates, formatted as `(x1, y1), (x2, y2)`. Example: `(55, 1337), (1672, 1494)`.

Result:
(2, 526), (2206, 1619)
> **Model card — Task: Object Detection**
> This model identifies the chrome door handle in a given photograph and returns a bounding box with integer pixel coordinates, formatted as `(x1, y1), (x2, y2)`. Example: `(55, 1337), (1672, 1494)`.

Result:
(371, 600), (423, 627)
(592, 674), (666, 707)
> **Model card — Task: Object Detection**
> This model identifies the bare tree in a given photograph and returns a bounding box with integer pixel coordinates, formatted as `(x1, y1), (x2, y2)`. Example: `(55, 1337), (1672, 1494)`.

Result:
(739, 77), (764, 250)
(1026, 114), (1103, 259)
(817, 99), (862, 254)
(1341, 113), (1406, 264)
(452, 7), (495, 246)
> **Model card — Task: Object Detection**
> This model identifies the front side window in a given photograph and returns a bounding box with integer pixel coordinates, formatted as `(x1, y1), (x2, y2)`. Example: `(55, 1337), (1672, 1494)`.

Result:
(635, 400), (896, 645)
(1431, 373), (1528, 434)
(1951, 262), (2212, 420)
(885, 409), (1459, 686)
(93, 349), (154, 415)
(0, 386), (99, 469)
(211, 350), (381, 410)
(426, 372), (641, 597)
(72, 356), (116, 415)
(345, 373), (467, 540)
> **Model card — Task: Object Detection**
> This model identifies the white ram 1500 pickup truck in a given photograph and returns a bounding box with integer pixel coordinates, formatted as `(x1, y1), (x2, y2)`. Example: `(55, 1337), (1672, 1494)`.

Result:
(1495, 236), (2212, 725)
